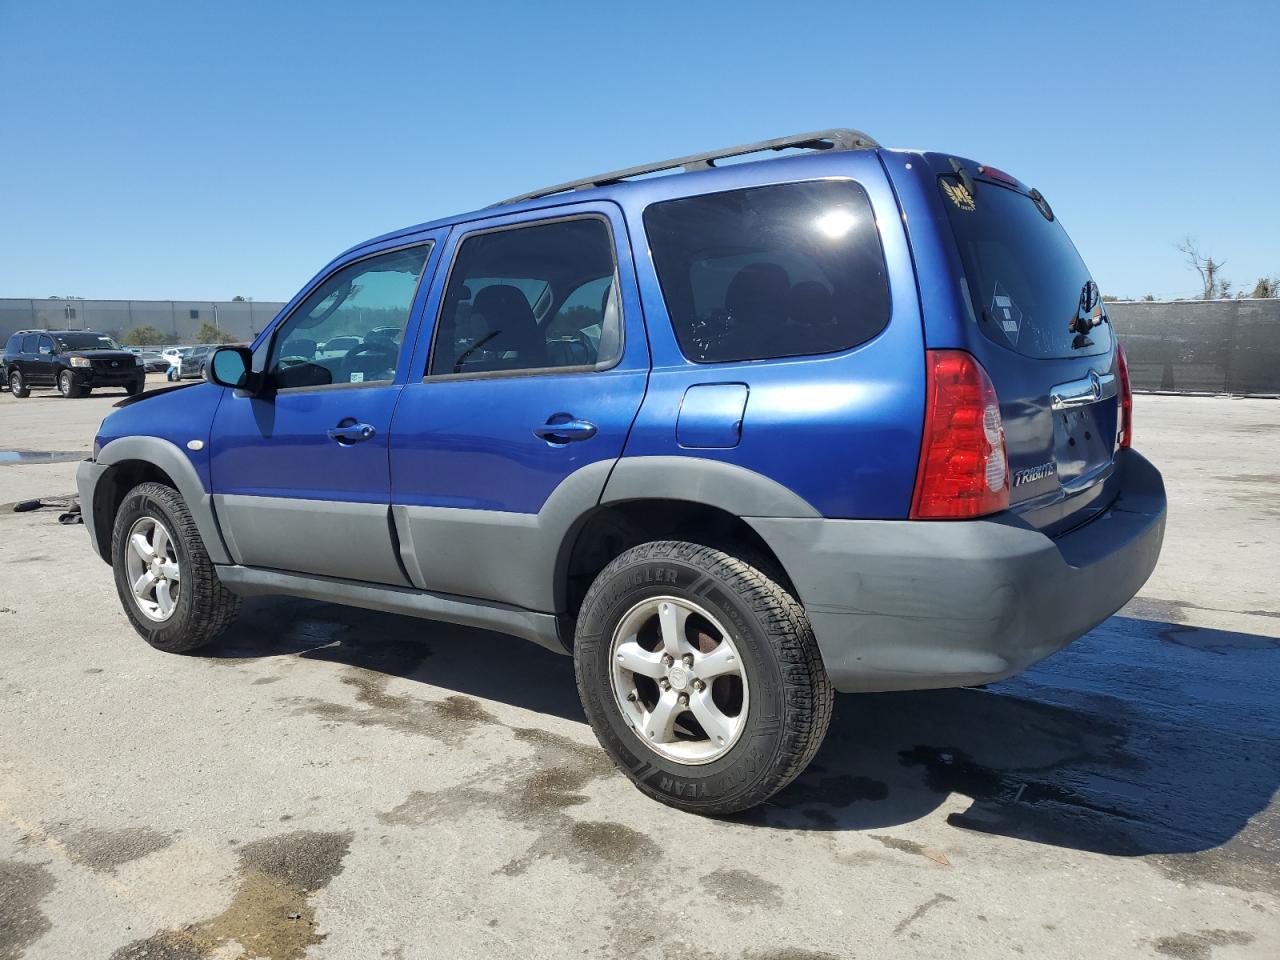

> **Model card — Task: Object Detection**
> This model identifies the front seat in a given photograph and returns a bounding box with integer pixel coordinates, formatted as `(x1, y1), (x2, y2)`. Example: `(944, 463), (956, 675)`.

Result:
(469, 284), (547, 370)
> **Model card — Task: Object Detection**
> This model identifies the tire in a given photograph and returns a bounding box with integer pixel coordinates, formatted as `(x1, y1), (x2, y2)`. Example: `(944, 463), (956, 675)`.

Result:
(166, 369), (178, 382)
(125, 379), (143, 396)
(574, 540), (833, 815)
(111, 481), (241, 653)
(58, 369), (86, 398)
(9, 370), (29, 398)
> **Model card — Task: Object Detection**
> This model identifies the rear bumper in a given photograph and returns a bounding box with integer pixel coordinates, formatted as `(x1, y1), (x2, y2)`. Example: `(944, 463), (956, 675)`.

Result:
(749, 449), (1166, 693)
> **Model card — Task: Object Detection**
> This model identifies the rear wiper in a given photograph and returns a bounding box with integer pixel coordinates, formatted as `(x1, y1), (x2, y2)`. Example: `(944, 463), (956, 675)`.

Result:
(948, 157), (978, 198)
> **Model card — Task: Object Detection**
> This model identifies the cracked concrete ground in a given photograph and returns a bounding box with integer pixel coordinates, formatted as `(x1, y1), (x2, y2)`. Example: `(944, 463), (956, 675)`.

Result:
(1, 385), (1277, 959)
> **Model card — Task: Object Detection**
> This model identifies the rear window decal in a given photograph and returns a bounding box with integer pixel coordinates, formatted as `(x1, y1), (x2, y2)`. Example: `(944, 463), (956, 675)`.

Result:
(991, 282), (1022, 345)
(941, 178), (976, 212)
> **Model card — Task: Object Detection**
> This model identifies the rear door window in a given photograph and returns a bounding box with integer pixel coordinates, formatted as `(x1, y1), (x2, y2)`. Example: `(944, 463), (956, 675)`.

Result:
(940, 176), (1112, 359)
(644, 180), (890, 363)
(21, 334), (37, 353)
(428, 216), (621, 376)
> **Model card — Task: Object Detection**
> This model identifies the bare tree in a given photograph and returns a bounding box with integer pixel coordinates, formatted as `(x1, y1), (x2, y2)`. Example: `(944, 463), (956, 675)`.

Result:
(1176, 237), (1230, 299)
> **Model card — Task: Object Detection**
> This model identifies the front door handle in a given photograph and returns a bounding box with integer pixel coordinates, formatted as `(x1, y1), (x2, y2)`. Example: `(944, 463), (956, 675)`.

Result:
(533, 416), (598, 444)
(328, 422), (376, 444)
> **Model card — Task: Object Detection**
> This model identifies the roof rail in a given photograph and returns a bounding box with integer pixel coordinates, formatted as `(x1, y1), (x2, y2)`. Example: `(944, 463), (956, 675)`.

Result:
(492, 128), (880, 207)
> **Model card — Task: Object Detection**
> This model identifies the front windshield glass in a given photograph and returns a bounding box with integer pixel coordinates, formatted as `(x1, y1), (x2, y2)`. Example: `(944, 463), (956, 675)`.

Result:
(54, 333), (119, 351)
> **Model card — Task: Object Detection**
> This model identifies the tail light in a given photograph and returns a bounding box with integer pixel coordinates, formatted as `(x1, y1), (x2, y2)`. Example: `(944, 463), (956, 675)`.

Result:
(910, 350), (1009, 519)
(1115, 343), (1133, 449)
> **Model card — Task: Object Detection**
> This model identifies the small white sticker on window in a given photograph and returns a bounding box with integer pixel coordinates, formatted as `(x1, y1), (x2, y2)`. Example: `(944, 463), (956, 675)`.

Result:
(990, 282), (1022, 346)
(350, 371), (364, 383)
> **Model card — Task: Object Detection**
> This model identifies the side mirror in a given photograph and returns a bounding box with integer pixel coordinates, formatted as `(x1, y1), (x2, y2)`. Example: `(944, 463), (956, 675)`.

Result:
(208, 345), (259, 394)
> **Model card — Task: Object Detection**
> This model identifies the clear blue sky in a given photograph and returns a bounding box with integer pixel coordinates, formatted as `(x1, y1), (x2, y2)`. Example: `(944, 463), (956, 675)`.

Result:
(2, 0), (1277, 302)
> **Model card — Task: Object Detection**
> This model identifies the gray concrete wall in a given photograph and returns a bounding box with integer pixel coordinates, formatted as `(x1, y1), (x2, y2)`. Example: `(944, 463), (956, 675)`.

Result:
(0, 298), (286, 345)
(1109, 299), (1280, 396)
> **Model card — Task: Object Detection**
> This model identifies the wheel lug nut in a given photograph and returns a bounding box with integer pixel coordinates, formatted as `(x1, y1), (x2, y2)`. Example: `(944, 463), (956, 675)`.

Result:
(660, 678), (670, 690)
(682, 654), (694, 667)
(693, 679), (705, 692)
(662, 654), (674, 667)
(678, 693), (689, 706)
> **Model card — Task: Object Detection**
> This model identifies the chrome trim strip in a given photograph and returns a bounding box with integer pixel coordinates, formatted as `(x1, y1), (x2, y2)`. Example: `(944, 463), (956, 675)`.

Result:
(1050, 370), (1116, 410)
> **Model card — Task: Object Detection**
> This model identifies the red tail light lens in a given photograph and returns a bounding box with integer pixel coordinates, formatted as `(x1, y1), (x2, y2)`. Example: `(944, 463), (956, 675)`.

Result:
(1116, 343), (1133, 449)
(910, 350), (1009, 519)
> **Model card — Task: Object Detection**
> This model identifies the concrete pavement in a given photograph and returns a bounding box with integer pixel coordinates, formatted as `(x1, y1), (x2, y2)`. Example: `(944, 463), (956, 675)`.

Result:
(1, 385), (1277, 959)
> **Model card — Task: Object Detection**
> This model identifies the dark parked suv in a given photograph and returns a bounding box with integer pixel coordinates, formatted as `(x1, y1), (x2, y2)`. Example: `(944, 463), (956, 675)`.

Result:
(78, 130), (1166, 813)
(4, 330), (145, 398)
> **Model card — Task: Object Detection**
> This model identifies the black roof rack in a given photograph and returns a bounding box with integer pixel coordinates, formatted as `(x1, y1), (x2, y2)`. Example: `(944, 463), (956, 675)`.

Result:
(492, 127), (880, 207)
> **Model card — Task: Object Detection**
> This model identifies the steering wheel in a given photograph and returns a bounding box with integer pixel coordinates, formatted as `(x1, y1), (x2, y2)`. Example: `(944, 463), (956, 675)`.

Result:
(341, 343), (399, 383)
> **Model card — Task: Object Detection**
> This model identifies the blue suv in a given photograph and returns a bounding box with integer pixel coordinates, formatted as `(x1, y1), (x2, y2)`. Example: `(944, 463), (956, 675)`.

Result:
(78, 130), (1166, 813)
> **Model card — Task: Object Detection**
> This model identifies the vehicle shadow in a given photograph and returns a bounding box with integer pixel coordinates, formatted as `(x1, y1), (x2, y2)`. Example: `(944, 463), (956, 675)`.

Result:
(202, 598), (1280, 868)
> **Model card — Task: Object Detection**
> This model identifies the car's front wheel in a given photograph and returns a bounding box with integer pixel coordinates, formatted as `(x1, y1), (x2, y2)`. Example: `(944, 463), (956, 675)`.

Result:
(9, 370), (29, 398)
(574, 540), (833, 814)
(58, 370), (86, 398)
(111, 481), (241, 653)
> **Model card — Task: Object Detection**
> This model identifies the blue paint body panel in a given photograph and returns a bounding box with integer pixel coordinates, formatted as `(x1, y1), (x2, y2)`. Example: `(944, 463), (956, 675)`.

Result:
(677, 383), (748, 449)
(80, 137), (1169, 700)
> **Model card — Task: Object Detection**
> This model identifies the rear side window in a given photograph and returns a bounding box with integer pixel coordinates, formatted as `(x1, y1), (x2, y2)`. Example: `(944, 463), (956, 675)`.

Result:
(940, 176), (1112, 358)
(21, 334), (37, 353)
(5, 335), (20, 354)
(644, 181), (890, 363)
(428, 217), (621, 376)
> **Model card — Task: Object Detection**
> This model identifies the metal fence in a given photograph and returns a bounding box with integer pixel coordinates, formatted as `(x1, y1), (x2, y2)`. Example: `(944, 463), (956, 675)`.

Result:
(1109, 299), (1280, 397)
(0, 298), (286, 345)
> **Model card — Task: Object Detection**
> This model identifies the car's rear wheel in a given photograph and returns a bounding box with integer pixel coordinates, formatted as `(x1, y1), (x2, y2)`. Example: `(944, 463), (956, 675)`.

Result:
(574, 540), (833, 814)
(9, 370), (29, 398)
(58, 370), (86, 398)
(111, 481), (240, 653)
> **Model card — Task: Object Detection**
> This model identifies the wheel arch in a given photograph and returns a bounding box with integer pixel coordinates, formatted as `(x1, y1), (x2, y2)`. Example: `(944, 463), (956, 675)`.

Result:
(559, 498), (801, 627)
(93, 437), (231, 564)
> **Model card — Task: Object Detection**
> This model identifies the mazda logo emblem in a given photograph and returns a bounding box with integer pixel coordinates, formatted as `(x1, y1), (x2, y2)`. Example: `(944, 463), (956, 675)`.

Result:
(1089, 370), (1101, 400)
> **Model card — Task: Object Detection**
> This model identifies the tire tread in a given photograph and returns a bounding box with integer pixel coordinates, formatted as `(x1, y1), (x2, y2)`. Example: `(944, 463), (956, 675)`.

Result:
(575, 539), (833, 814)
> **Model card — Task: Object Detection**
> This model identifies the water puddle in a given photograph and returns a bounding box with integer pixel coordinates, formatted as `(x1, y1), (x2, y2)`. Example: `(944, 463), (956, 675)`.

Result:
(0, 450), (87, 465)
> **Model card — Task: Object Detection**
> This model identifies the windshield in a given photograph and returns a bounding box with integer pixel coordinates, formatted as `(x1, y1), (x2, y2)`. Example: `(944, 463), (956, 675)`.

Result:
(54, 332), (120, 351)
(941, 177), (1112, 359)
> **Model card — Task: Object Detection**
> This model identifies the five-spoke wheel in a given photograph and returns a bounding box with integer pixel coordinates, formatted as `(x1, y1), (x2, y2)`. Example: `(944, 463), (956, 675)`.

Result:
(123, 515), (181, 621)
(610, 596), (749, 764)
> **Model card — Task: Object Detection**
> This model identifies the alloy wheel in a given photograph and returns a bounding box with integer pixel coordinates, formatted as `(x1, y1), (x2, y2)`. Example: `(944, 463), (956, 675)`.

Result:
(609, 595), (749, 765)
(124, 516), (182, 622)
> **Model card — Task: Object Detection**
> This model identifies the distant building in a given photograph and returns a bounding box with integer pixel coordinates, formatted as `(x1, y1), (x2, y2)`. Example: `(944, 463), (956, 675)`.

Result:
(0, 298), (287, 344)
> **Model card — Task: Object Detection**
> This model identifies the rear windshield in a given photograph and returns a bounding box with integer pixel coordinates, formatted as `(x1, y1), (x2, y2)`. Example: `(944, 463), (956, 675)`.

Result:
(53, 332), (119, 351)
(940, 177), (1112, 359)
(645, 180), (890, 363)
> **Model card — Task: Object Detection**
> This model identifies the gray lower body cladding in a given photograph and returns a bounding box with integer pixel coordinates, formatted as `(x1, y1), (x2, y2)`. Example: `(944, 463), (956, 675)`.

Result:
(748, 449), (1166, 693)
(215, 564), (567, 654)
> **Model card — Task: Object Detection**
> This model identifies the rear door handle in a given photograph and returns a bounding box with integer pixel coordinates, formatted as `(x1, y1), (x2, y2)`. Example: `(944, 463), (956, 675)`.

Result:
(533, 417), (597, 444)
(328, 422), (376, 444)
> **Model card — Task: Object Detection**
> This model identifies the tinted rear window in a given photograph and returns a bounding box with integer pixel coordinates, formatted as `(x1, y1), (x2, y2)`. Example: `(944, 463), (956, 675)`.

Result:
(645, 181), (890, 363)
(941, 177), (1112, 359)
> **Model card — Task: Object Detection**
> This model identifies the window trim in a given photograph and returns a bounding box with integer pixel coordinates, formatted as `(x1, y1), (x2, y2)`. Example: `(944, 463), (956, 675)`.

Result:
(423, 212), (624, 383)
(264, 239), (436, 395)
(642, 176), (893, 366)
